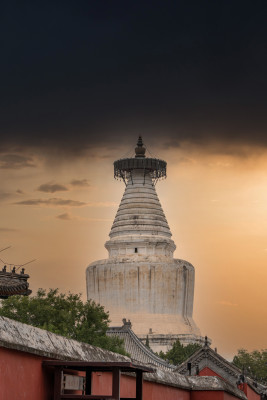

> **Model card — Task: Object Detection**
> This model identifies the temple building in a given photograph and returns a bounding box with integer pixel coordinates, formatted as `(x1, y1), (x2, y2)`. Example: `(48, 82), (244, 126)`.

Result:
(0, 266), (31, 299)
(86, 137), (207, 352)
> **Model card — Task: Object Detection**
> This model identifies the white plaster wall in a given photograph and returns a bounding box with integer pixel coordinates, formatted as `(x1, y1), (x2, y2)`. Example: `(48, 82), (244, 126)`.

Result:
(86, 258), (199, 336)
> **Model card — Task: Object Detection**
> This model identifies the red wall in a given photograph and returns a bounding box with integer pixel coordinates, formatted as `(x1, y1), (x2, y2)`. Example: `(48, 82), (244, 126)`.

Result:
(199, 369), (261, 400)
(92, 371), (112, 396)
(91, 371), (242, 400)
(191, 392), (243, 400)
(0, 346), (246, 400)
(245, 384), (261, 400)
(191, 392), (223, 400)
(0, 347), (53, 400)
(143, 380), (190, 400)
(92, 371), (191, 400)
(199, 366), (222, 378)
(238, 383), (261, 400)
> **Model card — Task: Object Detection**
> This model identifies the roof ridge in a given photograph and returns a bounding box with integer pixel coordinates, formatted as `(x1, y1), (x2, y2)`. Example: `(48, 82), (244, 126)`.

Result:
(176, 345), (241, 376)
(108, 326), (175, 370)
(125, 327), (174, 368)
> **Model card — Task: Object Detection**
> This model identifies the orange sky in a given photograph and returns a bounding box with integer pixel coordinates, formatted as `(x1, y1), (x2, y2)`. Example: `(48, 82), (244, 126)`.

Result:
(1, 140), (267, 360)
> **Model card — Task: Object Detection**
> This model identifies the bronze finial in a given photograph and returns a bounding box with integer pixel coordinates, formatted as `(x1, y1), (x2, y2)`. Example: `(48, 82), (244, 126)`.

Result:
(135, 136), (146, 158)
(137, 136), (143, 147)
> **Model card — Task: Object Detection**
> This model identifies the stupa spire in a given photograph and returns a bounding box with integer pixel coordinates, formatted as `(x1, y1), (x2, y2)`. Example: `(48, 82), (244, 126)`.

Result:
(106, 137), (175, 259)
(135, 136), (146, 158)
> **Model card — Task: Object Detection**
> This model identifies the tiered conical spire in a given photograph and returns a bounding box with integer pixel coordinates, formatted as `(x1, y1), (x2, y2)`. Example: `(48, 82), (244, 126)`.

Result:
(109, 170), (171, 239)
(105, 137), (176, 258)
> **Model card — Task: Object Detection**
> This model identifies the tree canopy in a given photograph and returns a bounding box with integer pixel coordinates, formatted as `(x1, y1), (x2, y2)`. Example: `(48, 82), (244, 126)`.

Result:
(0, 288), (127, 355)
(158, 339), (201, 365)
(233, 348), (267, 383)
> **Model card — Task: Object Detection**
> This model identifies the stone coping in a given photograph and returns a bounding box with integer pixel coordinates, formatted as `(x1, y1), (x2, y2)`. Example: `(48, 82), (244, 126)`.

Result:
(0, 316), (129, 363)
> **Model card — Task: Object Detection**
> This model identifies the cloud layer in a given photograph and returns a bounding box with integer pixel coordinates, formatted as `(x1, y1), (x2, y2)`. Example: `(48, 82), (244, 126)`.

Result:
(0, 154), (35, 169)
(0, 227), (18, 232)
(37, 183), (68, 193)
(70, 179), (90, 188)
(14, 198), (87, 207)
(56, 212), (73, 220)
(36, 180), (90, 193)
(0, 191), (11, 201)
(0, 2), (266, 156)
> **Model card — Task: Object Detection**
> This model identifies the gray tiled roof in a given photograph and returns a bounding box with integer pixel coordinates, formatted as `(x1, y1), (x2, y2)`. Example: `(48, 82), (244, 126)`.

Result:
(107, 322), (175, 370)
(176, 341), (265, 395)
(176, 342), (240, 378)
(0, 270), (31, 298)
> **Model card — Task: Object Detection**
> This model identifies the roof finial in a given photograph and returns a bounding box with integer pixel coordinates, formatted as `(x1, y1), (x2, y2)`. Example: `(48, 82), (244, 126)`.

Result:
(135, 136), (146, 158)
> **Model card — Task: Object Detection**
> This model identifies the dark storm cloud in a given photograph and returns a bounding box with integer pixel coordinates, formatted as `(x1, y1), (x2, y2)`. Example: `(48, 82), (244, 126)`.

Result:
(37, 182), (69, 193)
(14, 198), (86, 207)
(70, 179), (90, 188)
(0, 154), (35, 169)
(1, 1), (267, 154)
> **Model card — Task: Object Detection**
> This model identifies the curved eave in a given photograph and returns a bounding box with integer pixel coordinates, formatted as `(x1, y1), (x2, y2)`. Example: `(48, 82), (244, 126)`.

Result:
(0, 271), (31, 298)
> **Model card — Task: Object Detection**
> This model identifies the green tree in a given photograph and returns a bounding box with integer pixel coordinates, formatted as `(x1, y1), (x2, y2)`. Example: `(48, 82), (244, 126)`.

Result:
(158, 339), (201, 365)
(233, 348), (267, 383)
(0, 288), (127, 355)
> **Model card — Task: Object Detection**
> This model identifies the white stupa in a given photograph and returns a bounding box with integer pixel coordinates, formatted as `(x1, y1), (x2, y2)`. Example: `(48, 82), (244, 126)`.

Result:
(86, 137), (205, 352)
